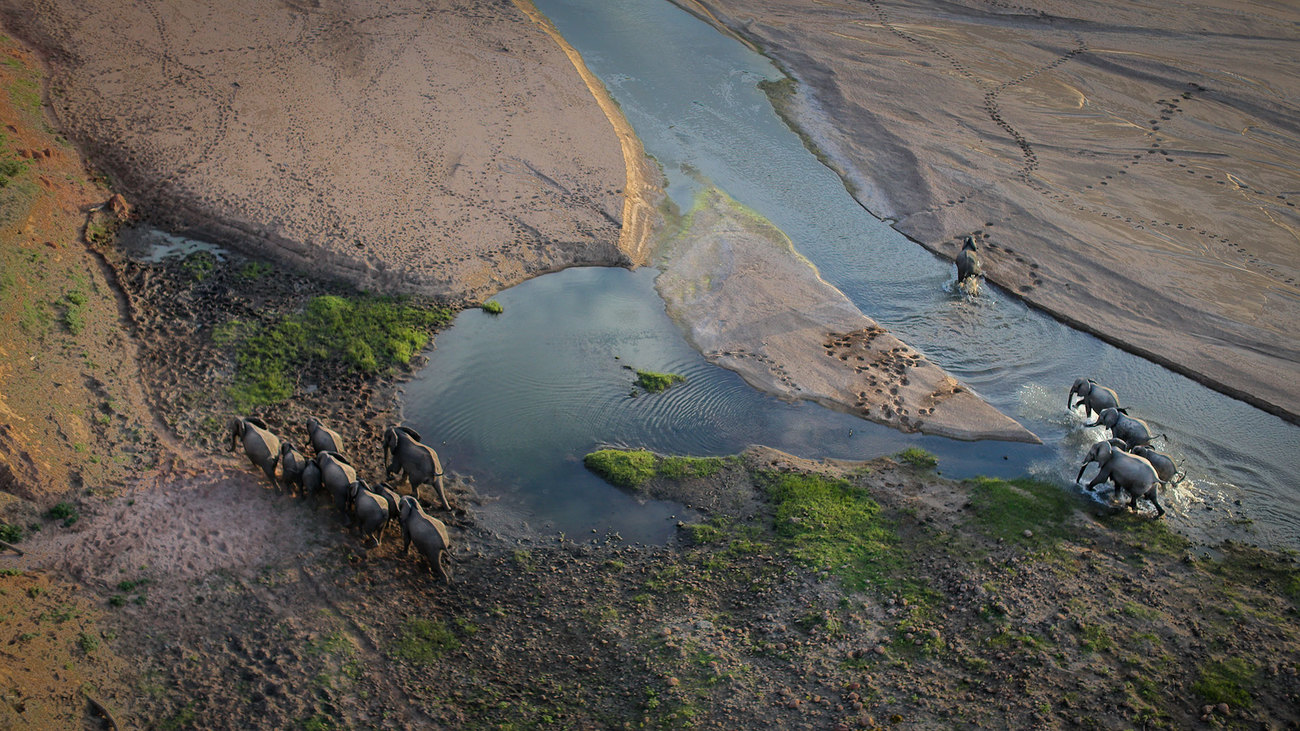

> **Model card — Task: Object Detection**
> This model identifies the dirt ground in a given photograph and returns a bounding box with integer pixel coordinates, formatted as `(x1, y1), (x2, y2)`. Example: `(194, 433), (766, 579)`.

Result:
(675, 0), (1300, 423)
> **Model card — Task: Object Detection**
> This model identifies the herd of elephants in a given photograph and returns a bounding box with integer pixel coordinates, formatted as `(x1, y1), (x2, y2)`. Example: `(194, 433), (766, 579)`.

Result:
(226, 416), (453, 582)
(223, 377), (1179, 584)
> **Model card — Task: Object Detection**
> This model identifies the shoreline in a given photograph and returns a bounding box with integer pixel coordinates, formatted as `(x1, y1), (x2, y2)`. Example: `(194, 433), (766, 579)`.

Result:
(672, 0), (1300, 426)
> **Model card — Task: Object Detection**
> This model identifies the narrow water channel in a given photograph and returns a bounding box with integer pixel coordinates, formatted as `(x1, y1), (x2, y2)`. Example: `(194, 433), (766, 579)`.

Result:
(403, 0), (1300, 547)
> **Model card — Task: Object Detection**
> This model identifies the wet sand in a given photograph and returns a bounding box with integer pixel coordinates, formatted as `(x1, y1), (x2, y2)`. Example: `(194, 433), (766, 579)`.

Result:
(0, 0), (643, 301)
(658, 188), (1039, 442)
(674, 0), (1300, 423)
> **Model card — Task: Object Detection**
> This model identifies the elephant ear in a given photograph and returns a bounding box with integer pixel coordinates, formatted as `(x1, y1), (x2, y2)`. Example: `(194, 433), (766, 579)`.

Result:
(333, 452), (353, 466)
(398, 425), (423, 442)
(246, 416), (269, 429)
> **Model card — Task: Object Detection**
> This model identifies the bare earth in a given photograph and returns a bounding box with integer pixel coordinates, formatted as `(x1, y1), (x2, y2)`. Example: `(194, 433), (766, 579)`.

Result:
(675, 0), (1300, 422)
(0, 0), (641, 301)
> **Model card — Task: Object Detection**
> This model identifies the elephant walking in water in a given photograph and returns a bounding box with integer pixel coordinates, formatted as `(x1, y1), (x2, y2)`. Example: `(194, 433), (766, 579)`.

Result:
(1087, 407), (1162, 448)
(228, 417), (280, 486)
(955, 235), (983, 284)
(1131, 445), (1185, 487)
(383, 426), (449, 509)
(399, 496), (452, 583)
(1077, 440), (1165, 518)
(1068, 378), (1121, 420)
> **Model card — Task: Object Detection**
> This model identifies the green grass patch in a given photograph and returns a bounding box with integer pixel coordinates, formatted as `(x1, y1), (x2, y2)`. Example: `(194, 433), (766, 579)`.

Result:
(390, 618), (460, 664)
(218, 294), (451, 409)
(238, 261), (273, 281)
(1191, 657), (1258, 709)
(896, 447), (938, 469)
(584, 449), (657, 489)
(658, 455), (729, 480)
(967, 476), (1078, 546)
(47, 502), (79, 527)
(635, 369), (685, 393)
(0, 523), (21, 543)
(1205, 543), (1300, 609)
(761, 470), (929, 602)
(480, 299), (503, 315)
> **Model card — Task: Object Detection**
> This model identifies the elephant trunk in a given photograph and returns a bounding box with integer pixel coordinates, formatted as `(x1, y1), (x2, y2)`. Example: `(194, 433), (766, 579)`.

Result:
(1076, 462), (1090, 483)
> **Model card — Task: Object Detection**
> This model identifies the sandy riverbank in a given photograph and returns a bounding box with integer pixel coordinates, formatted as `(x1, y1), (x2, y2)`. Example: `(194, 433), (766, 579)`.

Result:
(674, 0), (1300, 423)
(0, 0), (645, 301)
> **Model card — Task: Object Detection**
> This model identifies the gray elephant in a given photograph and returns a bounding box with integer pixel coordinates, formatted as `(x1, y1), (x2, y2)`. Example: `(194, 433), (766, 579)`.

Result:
(399, 495), (452, 583)
(349, 479), (391, 548)
(383, 426), (449, 509)
(956, 235), (983, 283)
(279, 443), (309, 497)
(1077, 441), (1165, 518)
(1087, 407), (1162, 448)
(306, 416), (344, 455)
(315, 451), (357, 522)
(1130, 445), (1185, 486)
(1068, 378), (1121, 419)
(302, 460), (322, 501)
(227, 416), (281, 485)
(371, 481), (402, 529)
(1077, 439), (1129, 484)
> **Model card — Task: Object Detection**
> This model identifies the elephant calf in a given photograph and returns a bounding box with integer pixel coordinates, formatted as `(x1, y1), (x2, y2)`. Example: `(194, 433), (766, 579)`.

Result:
(1131, 445), (1185, 486)
(1068, 378), (1121, 420)
(399, 496), (452, 583)
(1087, 407), (1162, 448)
(315, 451), (358, 523)
(955, 235), (983, 284)
(279, 443), (309, 497)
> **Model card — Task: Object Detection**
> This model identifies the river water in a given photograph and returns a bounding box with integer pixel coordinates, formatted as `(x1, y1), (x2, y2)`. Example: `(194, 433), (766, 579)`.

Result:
(403, 0), (1300, 547)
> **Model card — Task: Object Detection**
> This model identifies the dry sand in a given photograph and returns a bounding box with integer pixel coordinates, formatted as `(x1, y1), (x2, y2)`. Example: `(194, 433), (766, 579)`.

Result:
(0, 0), (646, 301)
(675, 0), (1300, 423)
(658, 188), (1039, 442)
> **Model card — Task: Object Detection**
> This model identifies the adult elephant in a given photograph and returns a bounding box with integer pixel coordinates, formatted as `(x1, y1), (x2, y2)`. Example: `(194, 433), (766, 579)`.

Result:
(956, 235), (983, 284)
(1077, 441), (1165, 518)
(371, 481), (403, 530)
(315, 451), (357, 523)
(350, 479), (391, 548)
(279, 443), (309, 497)
(228, 417), (280, 485)
(1068, 378), (1121, 420)
(399, 496), (452, 583)
(1087, 407), (1162, 448)
(306, 416), (344, 455)
(382, 426), (449, 509)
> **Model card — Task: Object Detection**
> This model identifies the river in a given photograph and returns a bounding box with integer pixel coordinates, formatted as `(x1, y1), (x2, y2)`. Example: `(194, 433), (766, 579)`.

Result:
(401, 0), (1300, 548)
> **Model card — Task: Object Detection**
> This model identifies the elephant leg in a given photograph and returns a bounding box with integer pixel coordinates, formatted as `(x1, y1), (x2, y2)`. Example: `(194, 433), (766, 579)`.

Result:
(1148, 488), (1165, 518)
(261, 461), (277, 485)
(434, 475), (450, 510)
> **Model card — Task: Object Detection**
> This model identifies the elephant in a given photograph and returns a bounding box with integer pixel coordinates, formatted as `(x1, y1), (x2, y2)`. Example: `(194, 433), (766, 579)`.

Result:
(349, 479), (391, 548)
(1087, 407), (1163, 448)
(279, 443), (309, 497)
(228, 416), (280, 485)
(399, 495), (452, 583)
(302, 460), (322, 501)
(371, 481), (402, 529)
(1077, 439), (1128, 484)
(1068, 378), (1122, 420)
(1130, 445), (1185, 486)
(1077, 440), (1165, 517)
(306, 416), (344, 455)
(383, 425), (449, 509)
(315, 451), (357, 522)
(956, 236), (983, 283)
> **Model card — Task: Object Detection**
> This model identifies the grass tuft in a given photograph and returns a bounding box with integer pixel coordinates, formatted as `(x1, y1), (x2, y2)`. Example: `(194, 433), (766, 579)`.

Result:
(481, 300), (503, 315)
(634, 370), (685, 393)
(391, 618), (460, 664)
(584, 449), (657, 489)
(896, 447), (938, 469)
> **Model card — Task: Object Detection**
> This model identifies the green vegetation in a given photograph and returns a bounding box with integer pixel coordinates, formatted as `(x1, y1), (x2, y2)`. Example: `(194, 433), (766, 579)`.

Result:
(61, 289), (87, 335)
(584, 449), (732, 490)
(181, 251), (218, 281)
(966, 476), (1078, 546)
(77, 631), (100, 654)
(481, 300), (503, 315)
(238, 261), (273, 281)
(634, 369), (685, 393)
(0, 523), (21, 543)
(896, 447), (938, 469)
(584, 449), (657, 489)
(390, 618), (461, 664)
(1192, 657), (1258, 709)
(215, 294), (452, 410)
(761, 470), (928, 602)
(0, 146), (26, 188)
(47, 502), (79, 527)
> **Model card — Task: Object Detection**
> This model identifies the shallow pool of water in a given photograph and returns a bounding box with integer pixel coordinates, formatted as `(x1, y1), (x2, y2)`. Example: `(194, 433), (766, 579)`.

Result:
(400, 0), (1300, 548)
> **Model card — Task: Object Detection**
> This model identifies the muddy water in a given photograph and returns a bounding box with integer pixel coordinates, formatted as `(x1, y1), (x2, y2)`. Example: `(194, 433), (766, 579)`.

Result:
(401, 0), (1300, 547)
